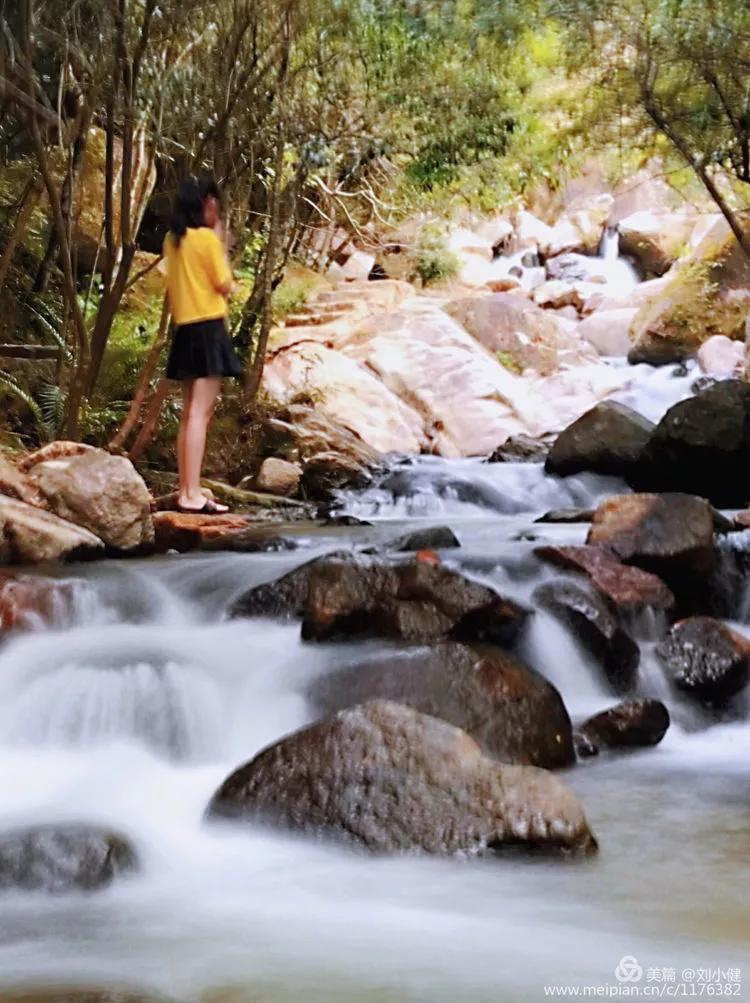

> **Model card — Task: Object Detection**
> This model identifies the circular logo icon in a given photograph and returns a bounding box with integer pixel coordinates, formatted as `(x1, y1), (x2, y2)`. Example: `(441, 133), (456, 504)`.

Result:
(615, 956), (644, 983)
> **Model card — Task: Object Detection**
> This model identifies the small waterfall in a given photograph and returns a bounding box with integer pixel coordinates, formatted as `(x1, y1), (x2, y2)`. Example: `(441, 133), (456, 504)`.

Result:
(599, 225), (621, 262)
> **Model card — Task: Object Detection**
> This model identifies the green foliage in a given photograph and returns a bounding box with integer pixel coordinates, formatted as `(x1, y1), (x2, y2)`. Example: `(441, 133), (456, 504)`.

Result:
(495, 351), (523, 375)
(272, 275), (318, 320)
(414, 227), (460, 286)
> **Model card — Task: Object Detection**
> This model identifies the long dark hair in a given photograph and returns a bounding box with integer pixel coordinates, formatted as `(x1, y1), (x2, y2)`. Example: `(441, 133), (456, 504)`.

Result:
(169, 176), (221, 246)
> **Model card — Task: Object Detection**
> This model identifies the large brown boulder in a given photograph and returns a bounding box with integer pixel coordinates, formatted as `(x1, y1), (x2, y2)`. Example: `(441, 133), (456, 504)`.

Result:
(207, 701), (597, 856)
(302, 556), (528, 645)
(629, 380), (750, 507)
(545, 401), (654, 479)
(656, 617), (750, 706)
(310, 643), (575, 768)
(586, 494), (716, 580)
(0, 496), (104, 565)
(535, 545), (675, 613)
(0, 824), (137, 893)
(575, 699), (670, 757)
(31, 449), (154, 551)
(533, 582), (639, 694)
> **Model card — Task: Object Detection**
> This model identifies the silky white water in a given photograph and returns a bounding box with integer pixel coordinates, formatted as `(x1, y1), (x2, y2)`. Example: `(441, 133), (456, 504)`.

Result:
(0, 497), (748, 1002)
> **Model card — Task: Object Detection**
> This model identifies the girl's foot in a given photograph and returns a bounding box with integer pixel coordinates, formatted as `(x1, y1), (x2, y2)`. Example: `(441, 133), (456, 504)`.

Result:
(176, 494), (229, 514)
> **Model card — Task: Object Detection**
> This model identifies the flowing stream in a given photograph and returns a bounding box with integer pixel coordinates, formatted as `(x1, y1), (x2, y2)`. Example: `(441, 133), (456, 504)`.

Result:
(0, 356), (748, 999)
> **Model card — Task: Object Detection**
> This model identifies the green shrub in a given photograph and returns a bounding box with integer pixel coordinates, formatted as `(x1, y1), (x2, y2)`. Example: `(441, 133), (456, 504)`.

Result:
(414, 228), (460, 286)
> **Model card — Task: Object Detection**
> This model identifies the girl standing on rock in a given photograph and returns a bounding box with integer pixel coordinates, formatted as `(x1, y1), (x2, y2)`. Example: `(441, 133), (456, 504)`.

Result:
(163, 177), (243, 513)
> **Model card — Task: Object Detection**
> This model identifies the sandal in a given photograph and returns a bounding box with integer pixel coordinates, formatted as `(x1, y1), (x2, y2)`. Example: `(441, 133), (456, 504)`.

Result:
(177, 498), (230, 515)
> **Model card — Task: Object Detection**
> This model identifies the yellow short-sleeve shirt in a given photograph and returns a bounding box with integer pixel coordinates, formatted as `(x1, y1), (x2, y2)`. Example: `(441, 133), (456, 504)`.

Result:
(163, 227), (232, 326)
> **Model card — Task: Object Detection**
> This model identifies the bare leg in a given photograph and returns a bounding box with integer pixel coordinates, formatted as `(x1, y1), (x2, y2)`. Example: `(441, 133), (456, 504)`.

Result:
(177, 380), (194, 501)
(177, 376), (226, 511)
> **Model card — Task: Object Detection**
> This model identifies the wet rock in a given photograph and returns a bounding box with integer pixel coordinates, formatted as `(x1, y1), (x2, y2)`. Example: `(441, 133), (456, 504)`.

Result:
(575, 699), (670, 757)
(0, 496), (104, 565)
(656, 617), (750, 706)
(249, 457), (302, 498)
(302, 556), (528, 645)
(630, 380), (750, 507)
(322, 514), (372, 527)
(153, 512), (255, 552)
(0, 824), (137, 893)
(0, 574), (75, 631)
(535, 509), (594, 524)
(310, 643), (575, 769)
(31, 449), (154, 552)
(488, 434), (550, 463)
(207, 700), (597, 856)
(387, 526), (460, 552)
(545, 401), (654, 478)
(587, 493), (716, 580)
(301, 451), (373, 501)
(534, 545), (675, 612)
(228, 555), (330, 620)
(534, 582), (639, 694)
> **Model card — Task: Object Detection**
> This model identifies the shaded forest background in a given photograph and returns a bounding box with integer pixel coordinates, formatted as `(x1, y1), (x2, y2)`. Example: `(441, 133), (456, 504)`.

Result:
(2, 0), (750, 475)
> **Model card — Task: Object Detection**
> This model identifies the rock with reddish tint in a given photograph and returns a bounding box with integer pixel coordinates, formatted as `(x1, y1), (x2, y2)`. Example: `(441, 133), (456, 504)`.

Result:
(656, 617), (750, 705)
(545, 402), (654, 478)
(0, 824), (137, 893)
(575, 700), (670, 757)
(31, 449), (153, 551)
(153, 511), (254, 552)
(0, 453), (46, 507)
(534, 545), (675, 613)
(310, 642), (575, 769)
(534, 582), (639, 694)
(586, 493), (716, 580)
(0, 574), (75, 631)
(302, 556), (528, 645)
(17, 441), (96, 472)
(0, 496), (104, 565)
(207, 701), (597, 856)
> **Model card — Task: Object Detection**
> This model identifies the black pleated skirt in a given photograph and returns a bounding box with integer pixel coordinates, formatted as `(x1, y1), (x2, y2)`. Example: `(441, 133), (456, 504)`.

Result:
(166, 317), (243, 381)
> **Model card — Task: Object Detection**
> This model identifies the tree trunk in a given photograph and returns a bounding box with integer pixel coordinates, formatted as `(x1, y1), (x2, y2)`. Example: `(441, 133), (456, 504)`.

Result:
(0, 175), (42, 291)
(109, 294), (170, 451)
(128, 378), (170, 461)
